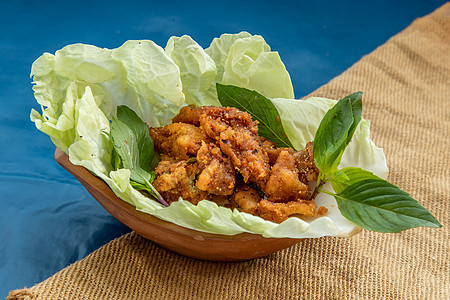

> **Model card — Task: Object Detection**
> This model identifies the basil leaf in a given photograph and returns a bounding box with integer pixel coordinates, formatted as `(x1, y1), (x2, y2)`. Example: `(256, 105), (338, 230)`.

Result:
(331, 167), (380, 193)
(313, 92), (363, 174)
(334, 179), (442, 233)
(345, 92), (362, 144)
(313, 98), (353, 173)
(111, 147), (123, 170)
(130, 171), (155, 191)
(110, 115), (168, 206)
(216, 83), (294, 148)
(130, 168), (154, 188)
(110, 117), (152, 185)
(110, 116), (140, 171)
(116, 105), (154, 170)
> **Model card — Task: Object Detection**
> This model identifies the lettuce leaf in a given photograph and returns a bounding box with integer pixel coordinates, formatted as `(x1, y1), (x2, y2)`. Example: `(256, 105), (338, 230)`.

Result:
(205, 32), (253, 82)
(67, 86), (113, 175)
(164, 32), (295, 107)
(205, 32), (295, 101)
(165, 35), (219, 106)
(53, 87), (388, 238)
(31, 35), (388, 239)
(31, 41), (184, 154)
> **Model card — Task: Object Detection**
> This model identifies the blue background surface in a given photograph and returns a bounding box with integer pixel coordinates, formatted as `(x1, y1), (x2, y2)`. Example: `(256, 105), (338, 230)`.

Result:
(0, 0), (446, 296)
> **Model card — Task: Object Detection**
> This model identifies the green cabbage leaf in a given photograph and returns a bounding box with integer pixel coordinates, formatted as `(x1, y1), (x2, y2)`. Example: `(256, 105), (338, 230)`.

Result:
(205, 32), (294, 100)
(30, 34), (388, 238)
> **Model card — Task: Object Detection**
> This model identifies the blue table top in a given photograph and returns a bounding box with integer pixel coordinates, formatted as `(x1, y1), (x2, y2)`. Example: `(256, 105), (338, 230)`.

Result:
(0, 0), (446, 296)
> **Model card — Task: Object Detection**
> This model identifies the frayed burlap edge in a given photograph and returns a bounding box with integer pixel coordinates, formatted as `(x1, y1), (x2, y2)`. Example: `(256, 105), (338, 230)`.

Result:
(7, 288), (36, 300)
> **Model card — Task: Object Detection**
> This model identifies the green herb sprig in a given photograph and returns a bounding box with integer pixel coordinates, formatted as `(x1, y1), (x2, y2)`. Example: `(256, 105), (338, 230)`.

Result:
(216, 83), (294, 148)
(109, 106), (168, 207)
(312, 92), (441, 232)
(217, 85), (441, 233)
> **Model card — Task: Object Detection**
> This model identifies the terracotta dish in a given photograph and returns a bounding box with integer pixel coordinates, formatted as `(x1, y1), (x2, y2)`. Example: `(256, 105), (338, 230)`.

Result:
(54, 148), (303, 261)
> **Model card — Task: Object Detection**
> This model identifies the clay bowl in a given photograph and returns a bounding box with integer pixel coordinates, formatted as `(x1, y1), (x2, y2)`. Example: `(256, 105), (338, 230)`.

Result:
(55, 148), (303, 261)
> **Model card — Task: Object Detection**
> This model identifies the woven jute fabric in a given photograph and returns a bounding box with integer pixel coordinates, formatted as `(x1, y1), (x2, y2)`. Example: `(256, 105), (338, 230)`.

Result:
(8, 4), (449, 300)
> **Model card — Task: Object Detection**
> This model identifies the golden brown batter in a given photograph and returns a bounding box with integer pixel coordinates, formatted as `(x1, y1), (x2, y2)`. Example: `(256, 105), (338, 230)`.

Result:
(149, 105), (327, 223)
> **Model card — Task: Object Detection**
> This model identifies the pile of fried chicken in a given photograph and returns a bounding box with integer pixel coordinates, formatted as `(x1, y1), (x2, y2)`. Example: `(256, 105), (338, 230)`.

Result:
(148, 105), (327, 223)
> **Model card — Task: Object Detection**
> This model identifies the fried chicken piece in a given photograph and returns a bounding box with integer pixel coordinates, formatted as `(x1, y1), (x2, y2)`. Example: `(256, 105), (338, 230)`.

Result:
(199, 106), (270, 187)
(149, 123), (209, 160)
(258, 199), (327, 223)
(171, 105), (202, 125)
(199, 106), (259, 139)
(151, 106), (325, 223)
(153, 159), (208, 205)
(293, 141), (319, 184)
(264, 150), (312, 202)
(196, 141), (235, 195)
(260, 137), (295, 166)
(232, 184), (261, 215)
(219, 129), (270, 187)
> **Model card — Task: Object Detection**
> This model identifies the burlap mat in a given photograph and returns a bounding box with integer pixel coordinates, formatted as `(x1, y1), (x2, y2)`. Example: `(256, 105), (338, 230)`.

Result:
(9, 3), (449, 299)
